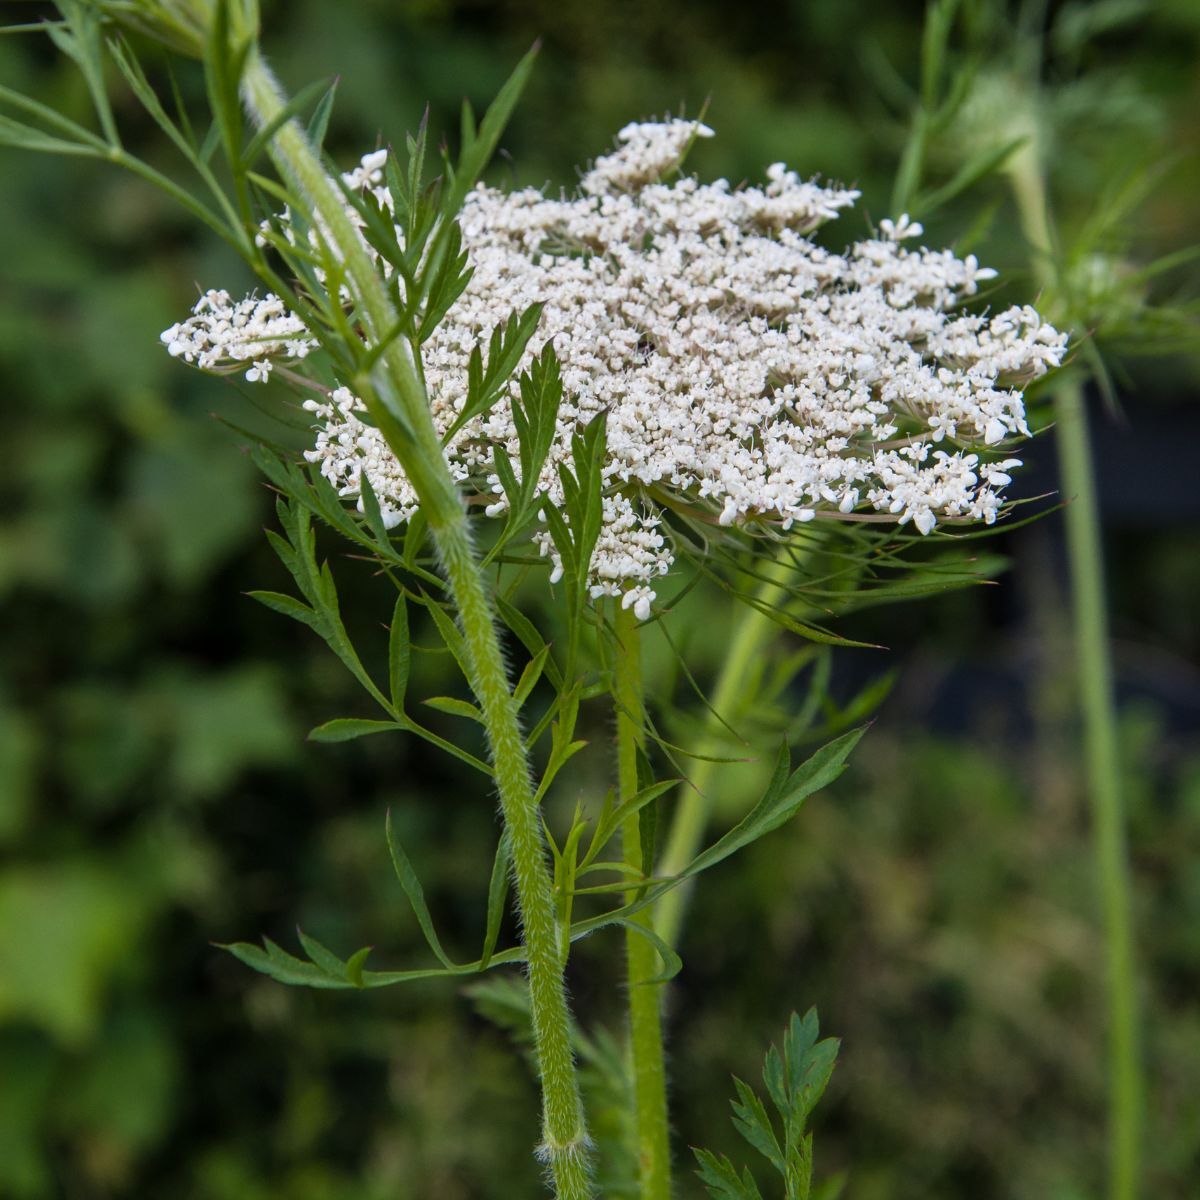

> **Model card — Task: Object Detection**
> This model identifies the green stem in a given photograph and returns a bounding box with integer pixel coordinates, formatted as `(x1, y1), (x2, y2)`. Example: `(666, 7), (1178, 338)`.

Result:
(240, 51), (591, 1199)
(614, 604), (672, 1200)
(655, 556), (794, 950)
(439, 521), (591, 1196)
(1056, 376), (1141, 1200)
(1010, 150), (1141, 1200)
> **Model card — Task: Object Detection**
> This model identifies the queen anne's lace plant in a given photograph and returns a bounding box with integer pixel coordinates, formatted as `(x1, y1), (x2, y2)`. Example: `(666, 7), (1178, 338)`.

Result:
(161, 119), (1067, 621)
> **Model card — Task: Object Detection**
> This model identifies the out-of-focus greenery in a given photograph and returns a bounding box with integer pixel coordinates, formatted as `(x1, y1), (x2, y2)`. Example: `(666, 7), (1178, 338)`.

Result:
(1, 1), (1197, 1197)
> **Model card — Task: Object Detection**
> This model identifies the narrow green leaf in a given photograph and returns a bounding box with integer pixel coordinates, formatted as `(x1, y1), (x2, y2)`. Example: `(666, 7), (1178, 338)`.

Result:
(495, 594), (563, 688)
(223, 939), (346, 989)
(108, 37), (198, 164)
(730, 1077), (784, 1173)
(534, 740), (588, 805)
(1, 20), (69, 34)
(306, 75), (339, 150)
(480, 829), (511, 969)
(920, 0), (961, 109)
(423, 695), (484, 722)
(388, 594), (411, 711)
(204, 0), (245, 171)
(786, 1008), (840, 1123)
(0, 113), (98, 155)
(806, 670), (896, 742)
(246, 589), (319, 629)
(443, 302), (544, 442)
(308, 718), (403, 742)
(929, 51), (976, 135)
(513, 644), (551, 707)
(296, 928), (345, 977)
(251, 444), (296, 492)
(540, 499), (578, 581)
(385, 808), (458, 969)
(567, 729), (865, 945)
(444, 42), (540, 216)
(417, 222), (473, 341)
(0, 82), (106, 149)
(221, 936), (533, 992)
(742, 596), (879, 649)
(423, 595), (475, 686)
(403, 510), (430, 571)
(763, 1042), (787, 1115)
(344, 946), (372, 989)
(459, 97), (476, 155)
(358, 472), (393, 548)
(574, 859), (643, 880)
(483, 342), (565, 564)
(683, 728), (865, 881)
(407, 109), (430, 209)
(50, 0), (120, 147)
(693, 1149), (765, 1200)
(916, 136), (1026, 216)
(198, 117), (221, 165)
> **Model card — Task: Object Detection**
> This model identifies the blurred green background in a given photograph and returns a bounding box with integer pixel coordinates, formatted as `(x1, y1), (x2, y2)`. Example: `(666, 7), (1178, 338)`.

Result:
(1, 1), (1198, 1197)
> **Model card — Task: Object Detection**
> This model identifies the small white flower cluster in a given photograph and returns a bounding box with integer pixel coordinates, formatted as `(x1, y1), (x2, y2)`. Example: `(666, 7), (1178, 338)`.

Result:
(162, 121), (1068, 621)
(159, 289), (314, 382)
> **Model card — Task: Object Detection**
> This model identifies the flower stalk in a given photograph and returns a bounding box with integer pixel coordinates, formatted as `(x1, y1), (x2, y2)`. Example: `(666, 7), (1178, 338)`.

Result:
(1008, 146), (1142, 1200)
(614, 603), (672, 1199)
(239, 48), (591, 1199)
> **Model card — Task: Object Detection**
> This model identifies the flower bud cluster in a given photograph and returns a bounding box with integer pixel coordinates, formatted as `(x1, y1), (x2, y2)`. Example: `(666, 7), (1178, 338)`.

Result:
(162, 121), (1067, 620)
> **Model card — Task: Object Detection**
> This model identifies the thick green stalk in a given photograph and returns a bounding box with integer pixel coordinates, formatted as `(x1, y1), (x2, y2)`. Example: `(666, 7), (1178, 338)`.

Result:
(655, 557), (793, 950)
(614, 604), (672, 1199)
(240, 52), (591, 1198)
(438, 521), (590, 1196)
(1010, 150), (1141, 1200)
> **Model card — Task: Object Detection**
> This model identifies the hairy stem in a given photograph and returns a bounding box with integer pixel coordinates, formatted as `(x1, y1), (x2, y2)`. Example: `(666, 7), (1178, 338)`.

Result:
(614, 604), (672, 1199)
(439, 521), (590, 1196)
(1010, 150), (1141, 1200)
(655, 557), (795, 950)
(240, 51), (591, 1198)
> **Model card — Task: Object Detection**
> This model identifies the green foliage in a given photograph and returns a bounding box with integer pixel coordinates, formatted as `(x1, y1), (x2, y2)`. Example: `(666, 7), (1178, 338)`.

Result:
(445, 302), (544, 440)
(541, 413), (607, 669)
(694, 1010), (840, 1200)
(225, 716), (862, 989)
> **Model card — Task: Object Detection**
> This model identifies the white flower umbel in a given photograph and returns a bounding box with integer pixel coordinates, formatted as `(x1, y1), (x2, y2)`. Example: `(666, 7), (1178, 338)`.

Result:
(160, 289), (315, 382)
(163, 121), (1067, 619)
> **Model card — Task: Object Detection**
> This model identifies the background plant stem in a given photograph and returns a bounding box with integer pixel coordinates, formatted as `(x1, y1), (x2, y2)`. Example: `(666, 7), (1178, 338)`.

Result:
(1010, 150), (1142, 1200)
(655, 557), (793, 950)
(614, 603), (672, 1200)
(240, 51), (591, 1198)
